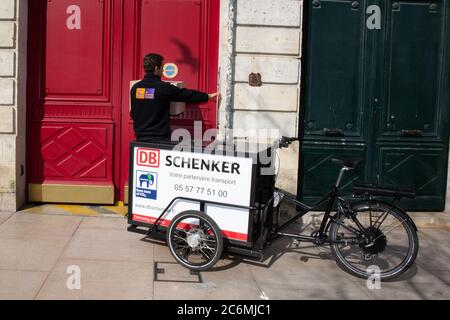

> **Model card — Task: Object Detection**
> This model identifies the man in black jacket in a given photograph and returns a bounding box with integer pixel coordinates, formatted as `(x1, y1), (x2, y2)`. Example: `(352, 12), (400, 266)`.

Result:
(130, 53), (220, 142)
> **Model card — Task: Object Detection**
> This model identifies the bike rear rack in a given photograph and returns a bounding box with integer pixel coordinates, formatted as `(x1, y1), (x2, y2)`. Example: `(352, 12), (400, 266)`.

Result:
(352, 183), (416, 199)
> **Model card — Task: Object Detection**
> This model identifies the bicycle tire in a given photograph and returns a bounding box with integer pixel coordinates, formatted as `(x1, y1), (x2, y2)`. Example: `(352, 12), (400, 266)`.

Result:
(167, 210), (224, 271)
(330, 200), (419, 281)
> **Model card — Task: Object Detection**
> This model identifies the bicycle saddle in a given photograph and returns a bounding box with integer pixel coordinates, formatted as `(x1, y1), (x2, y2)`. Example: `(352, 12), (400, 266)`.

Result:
(331, 157), (364, 169)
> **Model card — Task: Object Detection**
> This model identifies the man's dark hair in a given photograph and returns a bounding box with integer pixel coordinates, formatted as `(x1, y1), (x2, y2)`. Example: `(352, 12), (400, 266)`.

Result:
(144, 53), (164, 74)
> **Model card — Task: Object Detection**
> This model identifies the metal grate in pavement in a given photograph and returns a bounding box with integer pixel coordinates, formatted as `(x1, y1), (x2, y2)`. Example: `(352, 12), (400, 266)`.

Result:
(153, 262), (203, 283)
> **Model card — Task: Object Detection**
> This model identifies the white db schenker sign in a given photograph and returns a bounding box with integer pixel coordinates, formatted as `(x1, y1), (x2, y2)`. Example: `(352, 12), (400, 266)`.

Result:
(129, 144), (254, 242)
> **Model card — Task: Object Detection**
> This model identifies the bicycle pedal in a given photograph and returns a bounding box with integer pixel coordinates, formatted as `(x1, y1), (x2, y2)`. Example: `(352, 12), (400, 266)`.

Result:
(292, 239), (301, 247)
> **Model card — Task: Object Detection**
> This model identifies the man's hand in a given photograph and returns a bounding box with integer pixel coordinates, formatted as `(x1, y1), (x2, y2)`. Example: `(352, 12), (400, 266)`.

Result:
(208, 92), (221, 101)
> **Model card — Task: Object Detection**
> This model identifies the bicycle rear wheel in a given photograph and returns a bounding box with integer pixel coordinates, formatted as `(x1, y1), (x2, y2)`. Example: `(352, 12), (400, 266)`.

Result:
(330, 201), (419, 281)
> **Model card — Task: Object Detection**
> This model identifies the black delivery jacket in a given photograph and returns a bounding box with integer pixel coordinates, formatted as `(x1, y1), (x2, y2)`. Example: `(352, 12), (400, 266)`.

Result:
(130, 74), (209, 140)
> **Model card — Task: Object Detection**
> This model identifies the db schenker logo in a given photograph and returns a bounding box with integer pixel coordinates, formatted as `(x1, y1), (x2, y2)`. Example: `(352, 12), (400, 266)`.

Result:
(137, 148), (160, 168)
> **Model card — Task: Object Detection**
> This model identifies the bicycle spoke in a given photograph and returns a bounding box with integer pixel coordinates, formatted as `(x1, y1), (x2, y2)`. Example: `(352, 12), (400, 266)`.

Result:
(200, 239), (213, 248)
(383, 245), (407, 259)
(176, 244), (189, 252)
(373, 207), (394, 230)
(376, 218), (408, 241)
(200, 250), (212, 260)
(351, 215), (366, 232)
(335, 220), (361, 235)
(204, 243), (216, 253)
(201, 224), (211, 234)
(173, 233), (189, 244)
(202, 237), (217, 243)
(178, 244), (191, 257)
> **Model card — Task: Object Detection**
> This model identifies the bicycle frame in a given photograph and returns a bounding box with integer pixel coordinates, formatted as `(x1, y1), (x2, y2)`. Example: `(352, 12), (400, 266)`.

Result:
(272, 166), (355, 244)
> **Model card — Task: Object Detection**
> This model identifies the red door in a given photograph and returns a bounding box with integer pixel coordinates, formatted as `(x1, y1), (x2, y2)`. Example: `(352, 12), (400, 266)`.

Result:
(27, 0), (219, 204)
(120, 0), (219, 202)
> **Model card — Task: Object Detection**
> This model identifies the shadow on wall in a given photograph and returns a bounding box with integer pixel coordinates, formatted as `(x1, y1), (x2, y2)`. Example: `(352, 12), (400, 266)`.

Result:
(171, 38), (199, 73)
(169, 37), (207, 135)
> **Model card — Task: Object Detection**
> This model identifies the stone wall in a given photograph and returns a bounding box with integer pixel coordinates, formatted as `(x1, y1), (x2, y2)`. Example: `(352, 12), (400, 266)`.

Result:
(218, 0), (302, 194)
(0, 0), (27, 211)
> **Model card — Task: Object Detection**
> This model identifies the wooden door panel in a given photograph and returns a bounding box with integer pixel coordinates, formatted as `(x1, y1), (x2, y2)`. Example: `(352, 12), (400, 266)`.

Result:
(33, 123), (112, 182)
(304, 0), (367, 139)
(27, 0), (121, 204)
(45, 0), (110, 97)
(379, 0), (445, 139)
(378, 146), (447, 210)
(301, 144), (365, 204)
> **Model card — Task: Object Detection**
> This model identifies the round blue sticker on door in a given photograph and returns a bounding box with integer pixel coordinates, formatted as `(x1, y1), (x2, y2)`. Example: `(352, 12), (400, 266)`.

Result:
(163, 63), (179, 79)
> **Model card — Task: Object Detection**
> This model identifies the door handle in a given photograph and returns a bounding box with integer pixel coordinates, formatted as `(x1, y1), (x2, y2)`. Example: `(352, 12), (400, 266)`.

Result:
(324, 128), (344, 136)
(401, 129), (423, 137)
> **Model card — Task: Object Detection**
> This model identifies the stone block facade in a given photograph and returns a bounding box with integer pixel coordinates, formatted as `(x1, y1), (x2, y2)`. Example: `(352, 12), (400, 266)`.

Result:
(0, 0), (27, 211)
(218, 0), (302, 194)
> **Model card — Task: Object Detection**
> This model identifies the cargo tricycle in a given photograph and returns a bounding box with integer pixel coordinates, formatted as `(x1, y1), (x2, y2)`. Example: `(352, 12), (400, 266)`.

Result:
(128, 137), (419, 281)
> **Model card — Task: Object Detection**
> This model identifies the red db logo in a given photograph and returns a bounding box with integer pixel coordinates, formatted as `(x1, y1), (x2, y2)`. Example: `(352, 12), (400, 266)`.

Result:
(137, 148), (160, 168)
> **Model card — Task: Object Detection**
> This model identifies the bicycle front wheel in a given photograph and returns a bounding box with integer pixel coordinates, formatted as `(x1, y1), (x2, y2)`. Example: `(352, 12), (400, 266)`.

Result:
(167, 211), (224, 271)
(330, 201), (419, 281)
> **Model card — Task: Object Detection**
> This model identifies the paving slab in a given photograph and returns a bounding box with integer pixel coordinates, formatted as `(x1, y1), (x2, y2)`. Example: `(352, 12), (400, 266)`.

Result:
(202, 258), (259, 284)
(0, 234), (70, 272)
(152, 256), (264, 300)
(155, 262), (202, 283)
(19, 204), (78, 216)
(0, 213), (81, 238)
(152, 239), (176, 262)
(415, 229), (450, 271)
(351, 275), (450, 300)
(36, 259), (153, 300)
(0, 270), (48, 300)
(62, 228), (154, 263)
(154, 279), (263, 300)
(18, 204), (128, 217)
(250, 282), (371, 300)
(0, 212), (13, 225)
(78, 216), (128, 230)
(260, 238), (337, 269)
(245, 245), (372, 300)
(410, 212), (450, 229)
(330, 254), (450, 300)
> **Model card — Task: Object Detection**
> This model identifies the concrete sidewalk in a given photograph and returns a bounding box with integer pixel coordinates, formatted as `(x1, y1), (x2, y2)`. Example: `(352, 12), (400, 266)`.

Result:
(0, 211), (448, 300)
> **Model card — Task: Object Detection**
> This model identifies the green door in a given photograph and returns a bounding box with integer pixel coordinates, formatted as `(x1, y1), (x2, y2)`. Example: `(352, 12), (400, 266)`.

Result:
(300, 0), (450, 211)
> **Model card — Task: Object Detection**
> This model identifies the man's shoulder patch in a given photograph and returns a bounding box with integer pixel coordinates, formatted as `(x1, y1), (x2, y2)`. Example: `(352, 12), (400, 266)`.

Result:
(136, 88), (146, 99)
(136, 88), (155, 100)
(144, 88), (155, 99)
